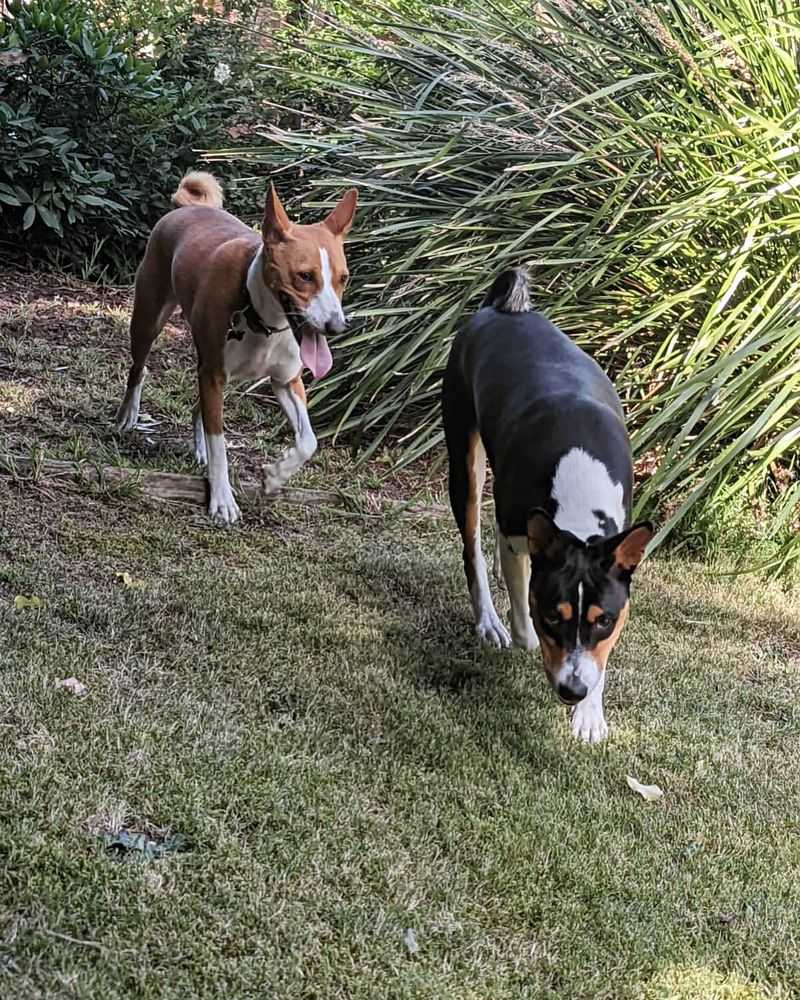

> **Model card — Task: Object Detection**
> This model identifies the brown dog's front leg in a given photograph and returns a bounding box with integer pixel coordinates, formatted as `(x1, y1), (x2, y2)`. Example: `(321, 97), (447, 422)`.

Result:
(262, 373), (318, 494)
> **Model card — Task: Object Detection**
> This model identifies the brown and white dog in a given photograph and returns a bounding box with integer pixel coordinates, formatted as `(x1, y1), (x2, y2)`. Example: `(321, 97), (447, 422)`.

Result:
(115, 171), (357, 524)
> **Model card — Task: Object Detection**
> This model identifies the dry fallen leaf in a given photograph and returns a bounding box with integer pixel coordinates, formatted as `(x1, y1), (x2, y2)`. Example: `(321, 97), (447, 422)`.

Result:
(402, 928), (419, 956)
(116, 572), (145, 590)
(104, 830), (192, 860)
(626, 775), (664, 801)
(56, 677), (87, 697)
(0, 50), (28, 68)
(14, 595), (42, 610)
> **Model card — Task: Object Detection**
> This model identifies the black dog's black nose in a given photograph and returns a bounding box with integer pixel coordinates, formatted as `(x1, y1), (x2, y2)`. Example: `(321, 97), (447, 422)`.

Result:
(557, 681), (587, 705)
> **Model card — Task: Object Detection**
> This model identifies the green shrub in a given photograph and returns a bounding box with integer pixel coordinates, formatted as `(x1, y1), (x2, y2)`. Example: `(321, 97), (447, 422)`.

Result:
(0, 0), (261, 279)
(247, 0), (800, 567)
(0, 0), (447, 280)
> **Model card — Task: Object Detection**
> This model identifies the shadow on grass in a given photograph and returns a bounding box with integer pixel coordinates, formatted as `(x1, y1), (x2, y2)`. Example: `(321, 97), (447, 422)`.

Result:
(328, 533), (800, 784)
(331, 542), (568, 774)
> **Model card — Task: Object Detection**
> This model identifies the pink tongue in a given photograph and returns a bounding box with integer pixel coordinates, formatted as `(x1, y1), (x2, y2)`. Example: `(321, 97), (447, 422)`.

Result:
(300, 330), (333, 379)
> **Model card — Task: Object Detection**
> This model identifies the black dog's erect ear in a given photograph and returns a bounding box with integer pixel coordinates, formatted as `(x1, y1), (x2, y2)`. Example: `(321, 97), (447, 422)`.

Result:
(527, 508), (565, 565)
(601, 521), (654, 575)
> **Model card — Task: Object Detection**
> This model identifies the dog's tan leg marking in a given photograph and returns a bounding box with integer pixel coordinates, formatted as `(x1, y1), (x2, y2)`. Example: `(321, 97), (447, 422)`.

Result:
(465, 432), (510, 648)
(290, 373), (306, 406)
(498, 532), (538, 651)
(116, 253), (176, 432)
(262, 372), (318, 494)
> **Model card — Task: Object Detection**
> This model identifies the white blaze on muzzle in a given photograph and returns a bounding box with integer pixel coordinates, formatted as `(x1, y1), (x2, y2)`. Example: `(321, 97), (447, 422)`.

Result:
(305, 248), (346, 334)
(298, 247), (345, 379)
(553, 651), (601, 699)
(549, 583), (602, 699)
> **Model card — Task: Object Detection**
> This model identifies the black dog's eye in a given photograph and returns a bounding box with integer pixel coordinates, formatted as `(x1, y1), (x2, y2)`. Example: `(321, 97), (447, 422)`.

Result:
(297, 271), (314, 282)
(543, 613), (560, 628)
(593, 614), (613, 630)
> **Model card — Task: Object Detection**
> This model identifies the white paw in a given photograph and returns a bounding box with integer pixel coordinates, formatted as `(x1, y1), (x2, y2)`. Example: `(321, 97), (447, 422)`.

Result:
(262, 474), (282, 495)
(512, 627), (539, 652)
(475, 607), (511, 648)
(570, 699), (608, 744)
(116, 401), (140, 433)
(193, 415), (207, 465)
(262, 461), (287, 495)
(116, 373), (145, 433)
(208, 487), (241, 526)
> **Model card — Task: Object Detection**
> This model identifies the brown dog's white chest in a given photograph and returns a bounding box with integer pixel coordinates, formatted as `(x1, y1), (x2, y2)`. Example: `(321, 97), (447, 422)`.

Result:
(224, 327), (301, 385)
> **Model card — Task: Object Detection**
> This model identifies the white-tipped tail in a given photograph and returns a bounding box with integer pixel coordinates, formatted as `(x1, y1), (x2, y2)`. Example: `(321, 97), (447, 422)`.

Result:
(483, 268), (530, 313)
(171, 171), (224, 209)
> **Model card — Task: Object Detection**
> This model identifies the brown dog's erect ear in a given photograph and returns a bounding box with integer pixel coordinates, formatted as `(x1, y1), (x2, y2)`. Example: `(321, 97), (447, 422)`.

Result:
(606, 521), (654, 574)
(323, 188), (358, 237)
(527, 508), (565, 564)
(262, 183), (292, 245)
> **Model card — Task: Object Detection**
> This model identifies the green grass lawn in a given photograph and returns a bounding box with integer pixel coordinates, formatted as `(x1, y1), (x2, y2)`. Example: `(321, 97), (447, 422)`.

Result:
(2, 273), (800, 999)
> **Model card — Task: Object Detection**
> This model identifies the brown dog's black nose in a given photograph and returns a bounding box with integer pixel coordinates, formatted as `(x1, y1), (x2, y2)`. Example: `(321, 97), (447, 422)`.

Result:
(557, 681), (587, 705)
(325, 316), (347, 335)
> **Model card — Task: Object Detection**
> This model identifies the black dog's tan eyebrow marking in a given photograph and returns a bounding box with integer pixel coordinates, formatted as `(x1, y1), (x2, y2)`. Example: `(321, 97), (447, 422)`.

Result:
(588, 602), (629, 669)
(587, 604), (605, 624)
(557, 601), (573, 621)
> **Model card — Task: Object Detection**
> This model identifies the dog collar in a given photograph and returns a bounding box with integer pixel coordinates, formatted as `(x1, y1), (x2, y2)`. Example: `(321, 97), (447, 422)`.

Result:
(227, 291), (290, 342)
(277, 290), (305, 347)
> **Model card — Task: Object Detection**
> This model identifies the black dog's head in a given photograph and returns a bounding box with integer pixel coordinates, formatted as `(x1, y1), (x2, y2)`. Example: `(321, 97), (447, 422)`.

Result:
(526, 509), (653, 704)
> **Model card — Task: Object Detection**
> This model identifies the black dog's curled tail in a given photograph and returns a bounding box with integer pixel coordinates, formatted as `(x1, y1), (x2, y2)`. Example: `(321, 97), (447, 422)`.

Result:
(482, 268), (531, 314)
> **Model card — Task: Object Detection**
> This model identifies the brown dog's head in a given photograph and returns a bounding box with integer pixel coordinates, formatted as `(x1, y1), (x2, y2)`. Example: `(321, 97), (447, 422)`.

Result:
(526, 509), (653, 704)
(259, 184), (357, 379)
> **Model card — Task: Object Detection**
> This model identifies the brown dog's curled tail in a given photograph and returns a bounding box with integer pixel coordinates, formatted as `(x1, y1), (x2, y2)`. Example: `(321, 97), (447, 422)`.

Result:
(171, 171), (224, 209)
(482, 268), (530, 313)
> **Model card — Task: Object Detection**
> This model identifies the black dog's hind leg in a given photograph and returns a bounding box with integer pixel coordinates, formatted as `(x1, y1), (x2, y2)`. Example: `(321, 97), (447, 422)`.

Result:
(442, 352), (510, 648)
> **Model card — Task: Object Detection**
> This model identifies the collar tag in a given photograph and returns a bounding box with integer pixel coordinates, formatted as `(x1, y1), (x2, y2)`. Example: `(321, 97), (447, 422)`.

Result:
(227, 297), (289, 342)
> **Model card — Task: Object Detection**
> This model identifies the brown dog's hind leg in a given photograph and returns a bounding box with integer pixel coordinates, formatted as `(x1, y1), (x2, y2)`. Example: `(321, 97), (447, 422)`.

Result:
(115, 251), (176, 432)
(198, 357), (240, 526)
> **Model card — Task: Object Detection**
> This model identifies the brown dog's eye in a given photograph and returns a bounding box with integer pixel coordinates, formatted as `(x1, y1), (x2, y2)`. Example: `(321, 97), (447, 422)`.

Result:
(593, 614), (613, 630)
(297, 271), (314, 282)
(340, 273), (349, 286)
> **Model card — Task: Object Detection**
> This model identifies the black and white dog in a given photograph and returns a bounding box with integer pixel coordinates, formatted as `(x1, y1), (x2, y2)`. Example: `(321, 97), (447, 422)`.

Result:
(442, 269), (652, 743)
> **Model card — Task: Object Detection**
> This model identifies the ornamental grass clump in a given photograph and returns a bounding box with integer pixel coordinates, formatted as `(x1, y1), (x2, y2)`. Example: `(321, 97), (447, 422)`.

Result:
(243, 0), (800, 565)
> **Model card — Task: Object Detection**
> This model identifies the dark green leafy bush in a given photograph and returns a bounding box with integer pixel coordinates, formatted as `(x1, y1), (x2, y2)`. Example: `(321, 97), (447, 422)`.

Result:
(0, 0), (449, 278)
(0, 0), (260, 278)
